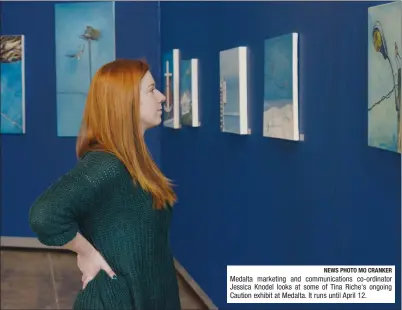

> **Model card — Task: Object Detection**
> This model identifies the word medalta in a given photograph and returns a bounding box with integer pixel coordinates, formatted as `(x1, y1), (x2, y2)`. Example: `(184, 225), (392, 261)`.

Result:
(229, 276), (306, 299)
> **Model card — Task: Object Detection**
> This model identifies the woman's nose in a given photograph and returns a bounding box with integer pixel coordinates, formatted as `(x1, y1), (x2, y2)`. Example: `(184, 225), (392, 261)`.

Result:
(158, 90), (166, 103)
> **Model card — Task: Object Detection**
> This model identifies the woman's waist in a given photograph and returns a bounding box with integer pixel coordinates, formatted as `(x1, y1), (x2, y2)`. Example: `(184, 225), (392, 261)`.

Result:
(96, 244), (173, 274)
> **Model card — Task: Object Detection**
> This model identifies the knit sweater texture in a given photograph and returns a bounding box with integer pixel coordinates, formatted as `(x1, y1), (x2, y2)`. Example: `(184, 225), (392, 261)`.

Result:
(29, 151), (181, 310)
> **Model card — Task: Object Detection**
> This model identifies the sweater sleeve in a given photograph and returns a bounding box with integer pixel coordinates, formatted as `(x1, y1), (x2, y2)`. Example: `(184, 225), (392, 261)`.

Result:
(29, 152), (119, 246)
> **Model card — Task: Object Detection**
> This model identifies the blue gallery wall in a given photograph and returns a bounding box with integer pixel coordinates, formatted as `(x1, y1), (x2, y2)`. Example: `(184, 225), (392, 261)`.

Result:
(160, 2), (401, 309)
(1, 1), (161, 237)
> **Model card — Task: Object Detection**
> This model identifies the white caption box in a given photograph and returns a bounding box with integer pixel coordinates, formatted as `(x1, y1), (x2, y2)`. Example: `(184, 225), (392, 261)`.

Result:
(227, 265), (395, 303)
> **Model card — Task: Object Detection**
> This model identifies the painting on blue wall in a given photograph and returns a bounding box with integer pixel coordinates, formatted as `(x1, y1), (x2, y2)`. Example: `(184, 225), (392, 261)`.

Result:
(0, 35), (25, 134)
(219, 46), (249, 135)
(162, 49), (181, 129)
(263, 33), (299, 141)
(368, 2), (401, 153)
(55, 1), (116, 137)
(180, 59), (200, 127)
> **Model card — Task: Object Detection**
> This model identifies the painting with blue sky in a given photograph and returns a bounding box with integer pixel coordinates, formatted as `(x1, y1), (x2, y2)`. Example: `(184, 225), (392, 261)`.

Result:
(180, 60), (192, 126)
(263, 33), (299, 141)
(162, 51), (175, 128)
(1, 35), (25, 134)
(220, 47), (241, 134)
(368, 2), (401, 153)
(55, 1), (115, 137)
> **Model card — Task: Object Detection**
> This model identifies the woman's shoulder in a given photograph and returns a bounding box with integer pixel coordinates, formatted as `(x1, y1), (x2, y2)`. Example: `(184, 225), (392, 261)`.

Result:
(74, 151), (127, 182)
(80, 150), (122, 165)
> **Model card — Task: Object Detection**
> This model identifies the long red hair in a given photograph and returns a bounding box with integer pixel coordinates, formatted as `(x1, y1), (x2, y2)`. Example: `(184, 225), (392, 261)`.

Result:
(76, 59), (176, 209)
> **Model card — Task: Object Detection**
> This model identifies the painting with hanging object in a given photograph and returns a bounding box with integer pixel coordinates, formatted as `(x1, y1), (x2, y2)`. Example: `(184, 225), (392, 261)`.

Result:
(368, 2), (402, 153)
(55, 1), (115, 137)
(0, 35), (25, 134)
(263, 33), (299, 141)
(162, 49), (181, 129)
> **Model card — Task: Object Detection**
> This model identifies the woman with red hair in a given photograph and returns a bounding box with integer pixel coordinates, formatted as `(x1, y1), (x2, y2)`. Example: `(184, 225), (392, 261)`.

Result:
(29, 59), (181, 310)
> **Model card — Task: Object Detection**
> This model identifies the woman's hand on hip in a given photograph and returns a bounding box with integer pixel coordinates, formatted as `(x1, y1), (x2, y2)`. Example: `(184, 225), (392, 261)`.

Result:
(77, 247), (117, 289)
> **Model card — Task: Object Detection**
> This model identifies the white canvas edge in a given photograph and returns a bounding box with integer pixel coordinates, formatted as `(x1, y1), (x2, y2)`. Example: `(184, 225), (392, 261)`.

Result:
(191, 58), (200, 127)
(173, 49), (181, 129)
(238, 46), (249, 135)
(368, 1), (398, 11)
(21, 34), (26, 134)
(292, 32), (300, 141)
(218, 51), (225, 133)
(400, 2), (402, 154)
(367, 6), (372, 147)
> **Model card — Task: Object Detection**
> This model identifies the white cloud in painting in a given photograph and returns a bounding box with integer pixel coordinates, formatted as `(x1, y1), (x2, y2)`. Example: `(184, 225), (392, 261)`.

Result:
(181, 90), (191, 115)
(263, 101), (295, 140)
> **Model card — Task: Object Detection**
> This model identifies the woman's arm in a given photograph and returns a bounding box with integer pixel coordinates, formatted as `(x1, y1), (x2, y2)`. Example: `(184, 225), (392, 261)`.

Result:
(63, 231), (96, 256)
(29, 152), (119, 283)
(29, 152), (117, 248)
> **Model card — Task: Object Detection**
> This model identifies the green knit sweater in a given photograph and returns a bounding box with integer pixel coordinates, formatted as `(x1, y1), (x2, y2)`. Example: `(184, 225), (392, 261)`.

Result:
(29, 151), (181, 310)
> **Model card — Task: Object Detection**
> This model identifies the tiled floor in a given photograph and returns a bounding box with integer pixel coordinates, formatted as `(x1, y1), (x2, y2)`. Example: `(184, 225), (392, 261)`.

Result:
(1, 248), (207, 309)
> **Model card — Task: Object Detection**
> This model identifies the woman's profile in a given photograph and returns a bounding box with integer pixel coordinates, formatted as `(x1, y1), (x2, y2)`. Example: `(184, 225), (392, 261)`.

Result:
(29, 59), (181, 310)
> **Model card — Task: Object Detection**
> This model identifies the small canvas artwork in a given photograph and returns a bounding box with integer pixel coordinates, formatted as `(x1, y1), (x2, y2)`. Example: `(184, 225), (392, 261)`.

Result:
(162, 49), (181, 129)
(263, 33), (299, 141)
(180, 59), (200, 127)
(368, 2), (402, 153)
(0, 35), (25, 134)
(219, 46), (249, 135)
(55, 1), (116, 137)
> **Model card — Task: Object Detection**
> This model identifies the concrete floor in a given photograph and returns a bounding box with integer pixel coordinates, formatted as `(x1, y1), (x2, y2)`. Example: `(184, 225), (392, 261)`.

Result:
(1, 248), (207, 309)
